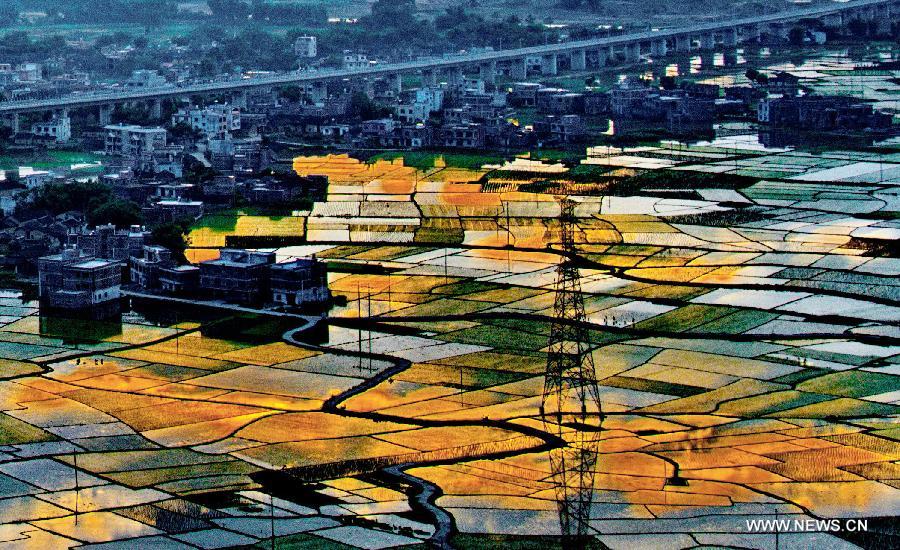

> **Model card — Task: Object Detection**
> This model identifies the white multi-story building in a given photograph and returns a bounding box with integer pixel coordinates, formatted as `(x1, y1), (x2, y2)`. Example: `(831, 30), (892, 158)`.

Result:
(19, 167), (53, 188)
(320, 123), (350, 138)
(0, 190), (16, 216)
(38, 248), (121, 311)
(125, 69), (166, 88)
(343, 52), (370, 70)
(16, 63), (41, 82)
(31, 113), (71, 143)
(294, 36), (317, 58)
(172, 104), (241, 139)
(0, 64), (15, 86)
(104, 124), (168, 157)
(396, 87), (445, 123)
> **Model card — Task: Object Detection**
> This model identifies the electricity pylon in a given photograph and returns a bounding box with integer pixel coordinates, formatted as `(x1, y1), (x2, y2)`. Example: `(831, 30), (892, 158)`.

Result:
(540, 196), (604, 547)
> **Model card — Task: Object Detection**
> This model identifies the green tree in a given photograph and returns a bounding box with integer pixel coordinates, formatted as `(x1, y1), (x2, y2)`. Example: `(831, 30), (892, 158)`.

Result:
(22, 180), (113, 215)
(847, 18), (869, 37)
(0, 6), (19, 27)
(557, 0), (602, 9)
(349, 92), (392, 120)
(745, 69), (768, 85)
(280, 85), (303, 103)
(219, 29), (293, 72)
(660, 76), (677, 90)
(0, 127), (11, 153)
(184, 163), (218, 185)
(151, 219), (193, 263)
(87, 199), (144, 227)
(788, 27), (806, 45)
(207, 0), (250, 24)
(169, 122), (201, 140)
(371, 0), (417, 18)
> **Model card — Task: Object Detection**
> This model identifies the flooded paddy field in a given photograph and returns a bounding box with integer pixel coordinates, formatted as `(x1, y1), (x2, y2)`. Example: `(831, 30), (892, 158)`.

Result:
(1, 49), (899, 549)
(1, 128), (898, 548)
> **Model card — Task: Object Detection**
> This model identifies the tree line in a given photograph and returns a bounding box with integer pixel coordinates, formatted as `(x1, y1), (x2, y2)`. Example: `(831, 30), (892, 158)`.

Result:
(1, 1), (327, 28)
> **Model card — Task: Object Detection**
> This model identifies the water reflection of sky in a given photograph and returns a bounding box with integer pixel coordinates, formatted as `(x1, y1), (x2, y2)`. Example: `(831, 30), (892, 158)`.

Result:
(1, 41), (899, 550)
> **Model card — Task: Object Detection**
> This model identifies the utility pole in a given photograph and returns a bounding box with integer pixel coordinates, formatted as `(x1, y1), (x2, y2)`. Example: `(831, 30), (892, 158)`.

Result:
(387, 272), (392, 313)
(367, 287), (372, 371)
(357, 283), (362, 371)
(73, 448), (80, 524)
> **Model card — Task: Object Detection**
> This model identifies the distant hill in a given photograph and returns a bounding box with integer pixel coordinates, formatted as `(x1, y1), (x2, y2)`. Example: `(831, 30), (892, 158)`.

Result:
(306, 0), (798, 26)
(15, 0), (801, 27)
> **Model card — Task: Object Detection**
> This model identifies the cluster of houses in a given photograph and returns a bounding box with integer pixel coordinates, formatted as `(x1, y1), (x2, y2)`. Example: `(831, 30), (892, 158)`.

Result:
(0, 211), (85, 277)
(0, 87), (323, 264)
(0, 62), (93, 106)
(37, 223), (329, 317)
(271, 71), (896, 149)
(309, 78), (602, 148)
(758, 94), (893, 131)
(7, 62), (895, 162)
(0, 164), (324, 278)
(3, 59), (895, 322)
(37, 224), (149, 315)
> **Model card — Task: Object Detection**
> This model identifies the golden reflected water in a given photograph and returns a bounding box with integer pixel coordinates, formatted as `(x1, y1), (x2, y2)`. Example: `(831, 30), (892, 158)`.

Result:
(1, 143), (895, 546)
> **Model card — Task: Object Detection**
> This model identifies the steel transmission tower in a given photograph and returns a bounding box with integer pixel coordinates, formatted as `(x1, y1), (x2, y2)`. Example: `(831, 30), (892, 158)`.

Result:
(541, 197), (604, 547)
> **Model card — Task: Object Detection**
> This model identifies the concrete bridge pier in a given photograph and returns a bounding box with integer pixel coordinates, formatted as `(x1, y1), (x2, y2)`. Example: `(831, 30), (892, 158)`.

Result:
(570, 49), (587, 71)
(479, 61), (497, 84)
(5, 114), (19, 133)
(723, 50), (738, 66)
(310, 81), (327, 104)
(231, 90), (248, 109)
(768, 22), (791, 41)
(99, 104), (113, 126)
(723, 27), (738, 47)
(150, 99), (162, 120)
(874, 5), (891, 33)
(421, 69), (437, 87)
(542, 54), (558, 76)
(651, 39), (668, 58)
(742, 24), (761, 43)
(596, 47), (611, 67)
(821, 13), (843, 28)
(509, 58), (527, 80)
(606, 47), (619, 65)
(445, 66), (464, 87)
(362, 78), (375, 98)
(700, 33), (715, 51)
(675, 35), (691, 53)
(626, 42), (641, 63)
(389, 73), (403, 94)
